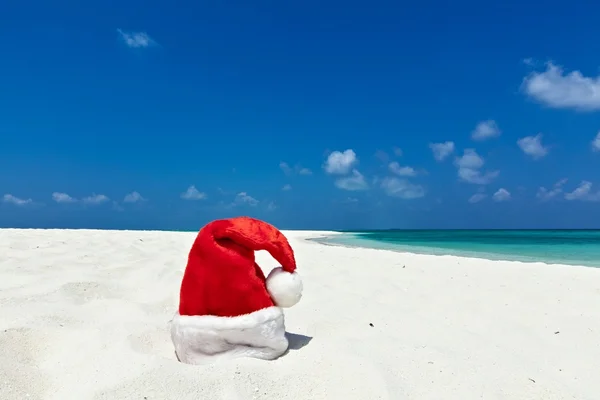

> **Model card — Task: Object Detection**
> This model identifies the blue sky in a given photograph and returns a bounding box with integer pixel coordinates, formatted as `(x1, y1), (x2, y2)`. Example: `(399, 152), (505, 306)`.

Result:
(2, 0), (600, 230)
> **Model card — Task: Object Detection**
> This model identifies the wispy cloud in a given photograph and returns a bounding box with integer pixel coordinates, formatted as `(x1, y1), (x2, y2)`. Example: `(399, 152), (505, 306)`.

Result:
(234, 192), (259, 206)
(52, 192), (114, 205)
(564, 181), (600, 202)
(375, 147), (402, 163)
(123, 191), (146, 203)
(380, 177), (425, 199)
(492, 188), (511, 202)
(537, 179), (568, 201)
(591, 131), (600, 152)
(388, 162), (417, 177)
(117, 29), (156, 48)
(82, 194), (110, 205)
(468, 192), (487, 203)
(335, 169), (369, 191)
(181, 185), (206, 200)
(52, 192), (77, 203)
(374, 150), (390, 163)
(112, 201), (125, 212)
(279, 162), (312, 176)
(2, 194), (33, 206)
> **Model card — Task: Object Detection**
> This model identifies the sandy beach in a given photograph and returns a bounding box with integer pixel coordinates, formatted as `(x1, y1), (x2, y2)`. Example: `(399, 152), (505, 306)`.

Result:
(1, 228), (600, 400)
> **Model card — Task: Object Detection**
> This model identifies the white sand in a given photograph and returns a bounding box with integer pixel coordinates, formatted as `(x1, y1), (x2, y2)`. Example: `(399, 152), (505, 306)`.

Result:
(1, 229), (600, 400)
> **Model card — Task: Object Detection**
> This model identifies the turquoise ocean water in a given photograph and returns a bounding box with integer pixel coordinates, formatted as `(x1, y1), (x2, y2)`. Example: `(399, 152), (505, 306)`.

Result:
(313, 230), (600, 268)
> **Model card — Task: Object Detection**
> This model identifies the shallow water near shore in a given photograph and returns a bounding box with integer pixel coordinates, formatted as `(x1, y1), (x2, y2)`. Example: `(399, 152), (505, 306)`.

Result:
(312, 229), (600, 267)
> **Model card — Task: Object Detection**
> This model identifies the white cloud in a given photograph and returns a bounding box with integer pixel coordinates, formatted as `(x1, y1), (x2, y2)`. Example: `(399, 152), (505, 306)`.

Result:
(82, 194), (110, 205)
(517, 133), (549, 160)
(456, 148), (484, 169)
(234, 192), (259, 206)
(123, 191), (145, 203)
(282, 184), (292, 191)
(591, 131), (600, 152)
(3, 194), (33, 206)
(181, 185), (206, 200)
(51, 192), (112, 205)
(334, 169), (369, 191)
(457, 167), (499, 185)
(393, 147), (403, 156)
(429, 141), (455, 162)
(52, 192), (77, 203)
(117, 29), (155, 48)
(522, 62), (600, 111)
(280, 162), (312, 176)
(492, 188), (511, 202)
(564, 181), (600, 201)
(324, 149), (358, 175)
(471, 120), (501, 141)
(381, 177), (425, 199)
(454, 149), (499, 185)
(388, 162), (417, 177)
(537, 178), (568, 201)
(468, 193), (487, 203)
(267, 201), (277, 211)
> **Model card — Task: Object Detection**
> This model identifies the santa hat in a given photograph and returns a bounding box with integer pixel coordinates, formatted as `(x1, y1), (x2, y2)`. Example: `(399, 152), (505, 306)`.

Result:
(170, 216), (303, 365)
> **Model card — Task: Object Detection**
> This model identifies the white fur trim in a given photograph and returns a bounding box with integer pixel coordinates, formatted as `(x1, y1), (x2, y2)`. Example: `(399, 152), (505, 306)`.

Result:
(170, 306), (289, 365)
(266, 267), (303, 308)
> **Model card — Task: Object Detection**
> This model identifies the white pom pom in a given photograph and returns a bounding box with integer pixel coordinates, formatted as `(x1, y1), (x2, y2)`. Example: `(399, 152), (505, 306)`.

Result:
(266, 267), (303, 308)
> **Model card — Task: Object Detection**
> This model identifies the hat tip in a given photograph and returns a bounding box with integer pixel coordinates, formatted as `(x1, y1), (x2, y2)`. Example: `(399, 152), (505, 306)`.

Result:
(266, 267), (303, 308)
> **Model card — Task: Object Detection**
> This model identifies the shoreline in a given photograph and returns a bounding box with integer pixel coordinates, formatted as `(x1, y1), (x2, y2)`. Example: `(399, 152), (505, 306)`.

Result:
(303, 231), (599, 270)
(1, 227), (596, 270)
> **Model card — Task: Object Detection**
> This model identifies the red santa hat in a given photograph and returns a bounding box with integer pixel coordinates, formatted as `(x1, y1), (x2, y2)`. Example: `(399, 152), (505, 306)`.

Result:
(170, 216), (303, 365)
